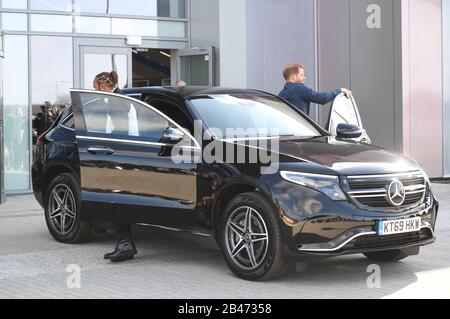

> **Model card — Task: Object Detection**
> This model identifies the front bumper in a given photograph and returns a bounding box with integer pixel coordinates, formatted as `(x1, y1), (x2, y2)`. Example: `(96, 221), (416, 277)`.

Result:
(267, 177), (438, 256)
(296, 221), (435, 256)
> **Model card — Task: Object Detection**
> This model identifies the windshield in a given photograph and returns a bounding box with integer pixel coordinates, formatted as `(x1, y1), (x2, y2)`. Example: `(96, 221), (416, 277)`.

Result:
(189, 94), (322, 139)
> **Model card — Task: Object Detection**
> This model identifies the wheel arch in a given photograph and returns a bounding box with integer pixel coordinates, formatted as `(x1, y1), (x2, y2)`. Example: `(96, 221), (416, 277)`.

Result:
(43, 163), (79, 203)
(210, 180), (276, 233)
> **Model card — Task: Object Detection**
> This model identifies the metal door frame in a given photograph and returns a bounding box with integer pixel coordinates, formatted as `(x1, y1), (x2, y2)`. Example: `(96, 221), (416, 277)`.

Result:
(74, 38), (133, 89)
(79, 46), (132, 90)
(175, 46), (214, 86)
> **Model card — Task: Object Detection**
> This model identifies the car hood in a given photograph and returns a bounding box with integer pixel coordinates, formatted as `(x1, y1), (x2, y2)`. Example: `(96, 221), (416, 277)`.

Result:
(229, 136), (420, 176)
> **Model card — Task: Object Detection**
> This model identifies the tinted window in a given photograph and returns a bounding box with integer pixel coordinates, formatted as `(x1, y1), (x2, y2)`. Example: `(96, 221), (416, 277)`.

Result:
(189, 94), (321, 139)
(79, 93), (170, 142)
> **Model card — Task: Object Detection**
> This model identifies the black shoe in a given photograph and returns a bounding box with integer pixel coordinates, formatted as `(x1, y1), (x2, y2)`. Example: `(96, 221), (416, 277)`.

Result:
(104, 240), (137, 262)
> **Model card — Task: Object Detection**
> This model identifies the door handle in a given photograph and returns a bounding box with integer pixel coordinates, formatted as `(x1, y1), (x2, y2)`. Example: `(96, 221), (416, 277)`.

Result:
(87, 147), (115, 155)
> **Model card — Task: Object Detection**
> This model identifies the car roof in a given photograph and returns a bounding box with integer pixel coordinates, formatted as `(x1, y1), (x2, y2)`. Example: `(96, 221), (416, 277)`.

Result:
(121, 86), (272, 100)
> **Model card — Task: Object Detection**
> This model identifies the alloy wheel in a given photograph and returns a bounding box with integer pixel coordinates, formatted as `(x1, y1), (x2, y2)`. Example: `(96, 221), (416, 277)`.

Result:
(225, 206), (269, 270)
(48, 184), (77, 235)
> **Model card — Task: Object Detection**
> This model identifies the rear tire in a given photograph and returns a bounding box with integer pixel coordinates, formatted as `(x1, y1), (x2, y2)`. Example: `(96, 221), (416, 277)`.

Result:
(44, 173), (91, 243)
(218, 192), (287, 281)
(363, 246), (420, 262)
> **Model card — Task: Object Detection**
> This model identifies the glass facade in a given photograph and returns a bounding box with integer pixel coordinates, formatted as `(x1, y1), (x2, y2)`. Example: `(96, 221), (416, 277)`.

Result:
(31, 14), (73, 33)
(2, 0), (27, 10)
(444, 0), (450, 177)
(31, 36), (73, 136)
(3, 36), (30, 191)
(75, 0), (186, 18)
(0, 0), (188, 193)
(1, 13), (28, 31)
(83, 53), (128, 89)
(31, 0), (73, 12)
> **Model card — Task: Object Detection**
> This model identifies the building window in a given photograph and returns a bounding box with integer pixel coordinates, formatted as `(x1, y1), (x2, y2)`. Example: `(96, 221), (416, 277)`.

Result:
(111, 18), (185, 38)
(75, 16), (111, 34)
(1, 13), (28, 31)
(31, 36), (73, 146)
(73, 0), (186, 17)
(30, 0), (73, 12)
(31, 14), (73, 33)
(74, 0), (108, 14)
(3, 36), (30, 192)
(1, 0), (27, 10)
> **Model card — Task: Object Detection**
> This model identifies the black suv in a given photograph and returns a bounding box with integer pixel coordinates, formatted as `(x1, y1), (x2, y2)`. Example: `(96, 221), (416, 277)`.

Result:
(32, 87), (438, 281)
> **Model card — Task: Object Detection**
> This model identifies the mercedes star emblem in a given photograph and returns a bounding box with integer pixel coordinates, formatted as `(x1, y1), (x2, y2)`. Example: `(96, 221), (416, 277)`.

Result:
(386, 179), (406, 207)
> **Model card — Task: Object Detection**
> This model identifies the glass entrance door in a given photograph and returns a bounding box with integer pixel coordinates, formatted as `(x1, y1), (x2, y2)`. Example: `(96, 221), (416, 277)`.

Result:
(176, 47), (214, 86)
(79, 46), (132, 90)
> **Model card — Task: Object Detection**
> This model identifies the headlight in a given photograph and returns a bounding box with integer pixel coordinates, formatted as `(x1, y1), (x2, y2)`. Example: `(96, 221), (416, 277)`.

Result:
(280, 171), (347, 201)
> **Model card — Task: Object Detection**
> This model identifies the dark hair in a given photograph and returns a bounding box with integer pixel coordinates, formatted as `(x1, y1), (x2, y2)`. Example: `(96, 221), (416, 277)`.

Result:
(94, 71), (119, 89)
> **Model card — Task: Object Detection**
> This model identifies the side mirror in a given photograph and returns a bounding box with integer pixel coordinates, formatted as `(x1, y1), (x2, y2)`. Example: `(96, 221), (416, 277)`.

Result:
(161, 127), (186, 144)
(336, 123), (363, 139)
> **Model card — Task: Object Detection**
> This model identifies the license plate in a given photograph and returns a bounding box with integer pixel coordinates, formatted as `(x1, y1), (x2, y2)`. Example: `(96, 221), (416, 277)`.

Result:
(378, 217), (421, 236)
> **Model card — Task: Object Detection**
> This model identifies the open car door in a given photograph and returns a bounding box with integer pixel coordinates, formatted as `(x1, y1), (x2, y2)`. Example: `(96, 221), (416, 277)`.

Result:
(326, 93), (371, 144)
(70, 89), (199, 225)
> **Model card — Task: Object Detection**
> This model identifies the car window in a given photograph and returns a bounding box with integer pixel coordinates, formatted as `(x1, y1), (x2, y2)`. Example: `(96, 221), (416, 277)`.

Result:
(78, 92), (170, 142)
(60, 105), (74, 129)
(189, 94), (321, 139)
(329, 95), (360, 134)
(61, 114), (75, 129)
(143, 96), (193, 133)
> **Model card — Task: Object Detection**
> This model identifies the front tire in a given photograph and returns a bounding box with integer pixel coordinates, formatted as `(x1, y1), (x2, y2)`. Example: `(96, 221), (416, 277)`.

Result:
(218, 192), (287, 281)
(44, 173), (91, 243)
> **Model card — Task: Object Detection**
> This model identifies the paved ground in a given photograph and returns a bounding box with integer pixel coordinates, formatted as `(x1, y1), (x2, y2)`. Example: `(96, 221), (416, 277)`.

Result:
(0, 183), (449, 299)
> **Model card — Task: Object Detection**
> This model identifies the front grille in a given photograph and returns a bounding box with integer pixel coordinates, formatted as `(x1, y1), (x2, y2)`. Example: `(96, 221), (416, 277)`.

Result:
(349, 229), (432, 250)
(346, 171), (426, 210)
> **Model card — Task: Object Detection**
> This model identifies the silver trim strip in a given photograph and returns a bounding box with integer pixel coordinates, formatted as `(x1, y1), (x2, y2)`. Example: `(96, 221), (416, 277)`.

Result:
(299, 225), (433, 252)
(136, 223), (212, 237)
(348, 185), (425, 195)
(299, 231), (377, 252)
(350, 190), (425, 199)
(351, 194), (386, 198)
(61, 124), (75, 132)
(70, 89), (201, 149)
(406, 190), (426, 195)
(348, 188), (386, 195)
(405, 185), (426, 191)
(76, 135), (200, 149)
(347, 171), (422, 179)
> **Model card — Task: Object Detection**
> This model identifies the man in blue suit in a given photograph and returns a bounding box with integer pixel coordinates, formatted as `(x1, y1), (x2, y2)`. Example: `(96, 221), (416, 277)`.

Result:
(278, 63), (352, 115)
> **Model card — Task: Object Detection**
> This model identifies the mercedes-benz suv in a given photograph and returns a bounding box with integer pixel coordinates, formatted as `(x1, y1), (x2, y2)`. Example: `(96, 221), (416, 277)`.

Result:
(32, 87), (438, 281)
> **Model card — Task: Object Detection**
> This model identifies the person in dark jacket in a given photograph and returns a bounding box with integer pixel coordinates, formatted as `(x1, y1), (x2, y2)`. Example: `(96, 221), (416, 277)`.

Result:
(93, 71), (137, 262)
(278, 63), (352, 115)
